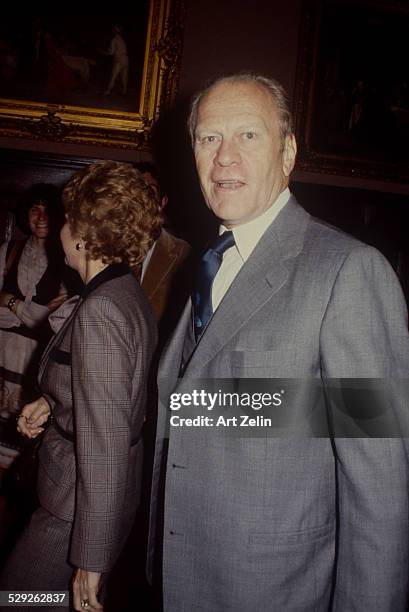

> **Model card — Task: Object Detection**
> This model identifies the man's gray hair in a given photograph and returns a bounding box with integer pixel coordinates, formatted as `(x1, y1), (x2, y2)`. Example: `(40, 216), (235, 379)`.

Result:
(187, 73), (294, 147)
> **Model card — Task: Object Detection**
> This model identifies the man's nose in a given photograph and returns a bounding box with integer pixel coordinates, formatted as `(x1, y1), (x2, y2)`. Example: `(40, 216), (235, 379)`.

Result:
(215, 139), (241, 166)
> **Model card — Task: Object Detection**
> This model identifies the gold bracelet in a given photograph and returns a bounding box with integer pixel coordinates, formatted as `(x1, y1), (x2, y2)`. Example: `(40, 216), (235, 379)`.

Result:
(7, 295), (18, 312)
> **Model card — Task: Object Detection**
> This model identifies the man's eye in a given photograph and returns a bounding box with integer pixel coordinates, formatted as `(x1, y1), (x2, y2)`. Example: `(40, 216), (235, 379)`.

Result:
(244, 132), (255, 140)
(203, 135), (217, 143)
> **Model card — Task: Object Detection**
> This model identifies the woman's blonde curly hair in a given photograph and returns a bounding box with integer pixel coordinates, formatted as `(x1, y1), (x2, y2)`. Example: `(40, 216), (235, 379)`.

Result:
(62, 160), (163, 267)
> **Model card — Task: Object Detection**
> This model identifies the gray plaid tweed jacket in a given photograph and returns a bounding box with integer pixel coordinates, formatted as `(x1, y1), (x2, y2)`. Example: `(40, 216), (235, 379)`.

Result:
(37, 264), (157, 573)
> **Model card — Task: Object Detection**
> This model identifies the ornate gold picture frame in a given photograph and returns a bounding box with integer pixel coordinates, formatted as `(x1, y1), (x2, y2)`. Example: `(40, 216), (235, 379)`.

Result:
(294, 0), (409, 184)
(0, 1), (185, 150)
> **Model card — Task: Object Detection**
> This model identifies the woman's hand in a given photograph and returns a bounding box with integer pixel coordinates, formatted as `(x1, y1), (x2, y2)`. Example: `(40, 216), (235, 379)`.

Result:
(17, 396), (51, 438)
(72, 568), (103, 611)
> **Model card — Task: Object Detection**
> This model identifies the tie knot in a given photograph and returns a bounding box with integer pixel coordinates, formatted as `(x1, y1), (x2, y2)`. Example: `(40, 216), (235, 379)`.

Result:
(211, 231), (235, 256)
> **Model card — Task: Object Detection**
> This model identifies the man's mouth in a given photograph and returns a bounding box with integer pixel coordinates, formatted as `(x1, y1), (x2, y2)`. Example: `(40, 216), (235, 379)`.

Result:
(214, 180), (245, 190)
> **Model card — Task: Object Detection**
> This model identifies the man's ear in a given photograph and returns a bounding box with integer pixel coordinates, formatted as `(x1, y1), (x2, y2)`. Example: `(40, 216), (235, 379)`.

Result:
(282, 134), (297, 177)
(160, 194), (169, 210)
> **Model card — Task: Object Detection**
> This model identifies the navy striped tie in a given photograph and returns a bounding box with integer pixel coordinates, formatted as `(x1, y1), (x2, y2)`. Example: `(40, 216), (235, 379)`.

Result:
(193, 231), (235, 341)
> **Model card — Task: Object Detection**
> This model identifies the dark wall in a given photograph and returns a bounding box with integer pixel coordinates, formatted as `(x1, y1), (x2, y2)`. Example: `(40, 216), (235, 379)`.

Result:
(178, 0), (301, 100)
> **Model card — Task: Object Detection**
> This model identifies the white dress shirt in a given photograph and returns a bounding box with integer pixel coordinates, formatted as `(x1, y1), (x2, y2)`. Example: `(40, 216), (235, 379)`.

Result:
(212, 188), (291, 311)
(141, 242), (156, 281)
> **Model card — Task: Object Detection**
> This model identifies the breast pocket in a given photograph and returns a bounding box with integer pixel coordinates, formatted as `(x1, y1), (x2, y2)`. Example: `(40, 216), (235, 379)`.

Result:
(230, 349), (296, 377)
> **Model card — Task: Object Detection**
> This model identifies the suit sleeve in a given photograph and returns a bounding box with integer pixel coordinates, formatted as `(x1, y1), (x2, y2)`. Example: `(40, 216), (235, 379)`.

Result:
(320, 245), (409, 610)
(69, 295), (141, 572)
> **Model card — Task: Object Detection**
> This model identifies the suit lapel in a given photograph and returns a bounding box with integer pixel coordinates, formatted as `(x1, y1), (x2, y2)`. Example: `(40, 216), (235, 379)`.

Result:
(159, 298), (192, 380)
(184, 197), (310, 376)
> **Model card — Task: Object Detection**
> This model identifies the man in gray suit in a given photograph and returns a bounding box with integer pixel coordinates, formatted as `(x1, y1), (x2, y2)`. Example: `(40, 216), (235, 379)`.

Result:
(149, 74), (409, 611)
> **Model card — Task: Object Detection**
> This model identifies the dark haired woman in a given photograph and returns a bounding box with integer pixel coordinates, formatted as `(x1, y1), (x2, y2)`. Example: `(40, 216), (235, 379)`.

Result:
(0, 184), (66, 420)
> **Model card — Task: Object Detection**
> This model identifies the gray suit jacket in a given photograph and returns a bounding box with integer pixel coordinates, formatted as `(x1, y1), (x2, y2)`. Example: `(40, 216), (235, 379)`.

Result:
(37, 264), (157, 573)
(149, 197), (409, 611)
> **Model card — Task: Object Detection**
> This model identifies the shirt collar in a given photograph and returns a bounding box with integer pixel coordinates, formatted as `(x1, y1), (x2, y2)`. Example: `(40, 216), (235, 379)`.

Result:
(220, 187), (291, 262)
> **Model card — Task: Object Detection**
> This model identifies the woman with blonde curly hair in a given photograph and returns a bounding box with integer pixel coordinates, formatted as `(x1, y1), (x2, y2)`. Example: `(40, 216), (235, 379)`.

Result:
(0, 161), (162, 611)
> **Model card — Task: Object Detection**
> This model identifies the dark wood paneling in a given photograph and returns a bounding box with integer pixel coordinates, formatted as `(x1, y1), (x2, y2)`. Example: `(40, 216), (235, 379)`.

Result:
(0, 149), (101, 208)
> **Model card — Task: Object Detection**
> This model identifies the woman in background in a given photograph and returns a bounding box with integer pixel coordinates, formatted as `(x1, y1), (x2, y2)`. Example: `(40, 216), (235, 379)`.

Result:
(0, 161), (161, 611)
(0, 184), (66, 421)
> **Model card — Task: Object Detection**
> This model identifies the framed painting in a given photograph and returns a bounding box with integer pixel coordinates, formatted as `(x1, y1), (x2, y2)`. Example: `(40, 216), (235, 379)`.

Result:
(293, 0), (409, 183)
(0, 1), (185, 150)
